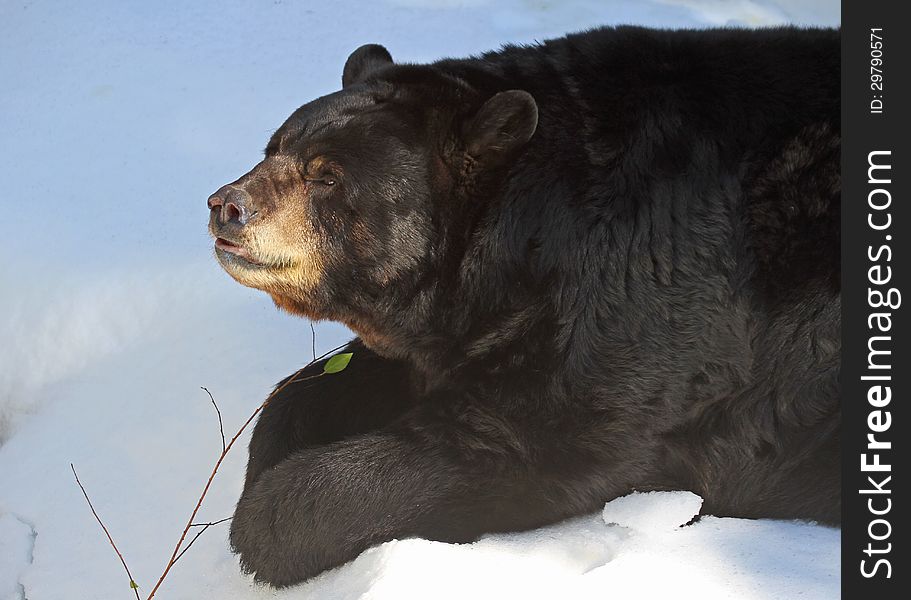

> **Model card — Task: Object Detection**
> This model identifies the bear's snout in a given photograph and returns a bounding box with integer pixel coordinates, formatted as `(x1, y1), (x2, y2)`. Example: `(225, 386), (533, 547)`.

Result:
(208, 184), (254, 227)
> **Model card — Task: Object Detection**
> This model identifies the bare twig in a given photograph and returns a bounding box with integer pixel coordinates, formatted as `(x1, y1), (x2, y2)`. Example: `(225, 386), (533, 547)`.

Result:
(71, 464), (142, 600)
(76, 340), (351, 599)
(146, 371), (316, 598)
(145, 341), (348, 599)
(189, 517), (232, 528)
(200, 387), (226, 453)
(174, 517), (232, 564)
(310, 322), (317, 362)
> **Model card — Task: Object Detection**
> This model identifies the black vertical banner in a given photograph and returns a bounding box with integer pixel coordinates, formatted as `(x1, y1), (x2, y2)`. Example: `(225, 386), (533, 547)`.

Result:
(842, 2), (908, 598)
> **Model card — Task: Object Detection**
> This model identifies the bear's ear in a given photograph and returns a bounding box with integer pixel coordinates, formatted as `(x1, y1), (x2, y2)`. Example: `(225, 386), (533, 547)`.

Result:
(343, 44), (393, 88)
(463, 90), (538, 162)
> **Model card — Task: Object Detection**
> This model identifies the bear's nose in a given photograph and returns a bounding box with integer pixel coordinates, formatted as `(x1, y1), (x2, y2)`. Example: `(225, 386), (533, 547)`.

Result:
(208, 185), (253, 226)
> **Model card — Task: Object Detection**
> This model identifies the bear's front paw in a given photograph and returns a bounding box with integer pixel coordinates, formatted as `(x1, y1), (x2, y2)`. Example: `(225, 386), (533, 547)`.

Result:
(229, 450), (379, 587)
(229, 484), (308, 586)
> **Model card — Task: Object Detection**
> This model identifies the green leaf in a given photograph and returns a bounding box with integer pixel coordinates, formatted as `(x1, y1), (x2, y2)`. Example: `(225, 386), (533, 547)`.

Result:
(129, 580), (139, 589)
(323, 352), (353, 374)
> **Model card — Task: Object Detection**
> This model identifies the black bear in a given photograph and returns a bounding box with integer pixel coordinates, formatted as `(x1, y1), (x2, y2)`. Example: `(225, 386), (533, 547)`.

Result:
(207, 26), (840, 587)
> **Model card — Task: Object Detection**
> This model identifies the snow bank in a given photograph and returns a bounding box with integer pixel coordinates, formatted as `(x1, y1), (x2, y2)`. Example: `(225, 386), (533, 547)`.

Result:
(289, 492), (840, 600)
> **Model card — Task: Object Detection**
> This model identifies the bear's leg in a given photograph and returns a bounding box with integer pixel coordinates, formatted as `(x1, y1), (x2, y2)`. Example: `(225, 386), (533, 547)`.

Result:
(240, 338), (418, 490)
(230, 399), (625, 587)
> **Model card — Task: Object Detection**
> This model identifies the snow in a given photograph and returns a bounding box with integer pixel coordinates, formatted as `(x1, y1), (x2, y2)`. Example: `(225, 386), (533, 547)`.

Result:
(602, 490), (704, 532)
(0, 513), (36, 600)
(1, 1), (839, 599)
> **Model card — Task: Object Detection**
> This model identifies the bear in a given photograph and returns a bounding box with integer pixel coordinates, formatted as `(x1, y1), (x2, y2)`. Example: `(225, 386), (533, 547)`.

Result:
(207, 26), (841, 587)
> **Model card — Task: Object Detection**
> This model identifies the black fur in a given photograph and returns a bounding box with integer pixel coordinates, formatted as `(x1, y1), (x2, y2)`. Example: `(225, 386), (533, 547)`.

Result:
(217, 26), (841, 587)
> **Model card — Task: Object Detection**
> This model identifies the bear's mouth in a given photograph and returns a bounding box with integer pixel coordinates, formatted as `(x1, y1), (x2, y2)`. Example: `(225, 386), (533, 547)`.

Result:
(215, 237), (263, 266)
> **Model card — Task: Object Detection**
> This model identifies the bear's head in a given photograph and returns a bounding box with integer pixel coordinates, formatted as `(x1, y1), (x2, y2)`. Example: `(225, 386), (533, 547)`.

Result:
(208, 45), (537, 354)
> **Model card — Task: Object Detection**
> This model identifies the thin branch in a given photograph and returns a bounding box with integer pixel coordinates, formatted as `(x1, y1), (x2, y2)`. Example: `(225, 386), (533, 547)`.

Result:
(144, 344), (346, 599)
(76, 340), (352, 599)
(310, 322), (317, 362)
(189, 517), (232, 528)
(200, 387), (226, 453)
(174, 518), (232, 564)
(173, 526), (210, 564)
(71, 464), (142, 600)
